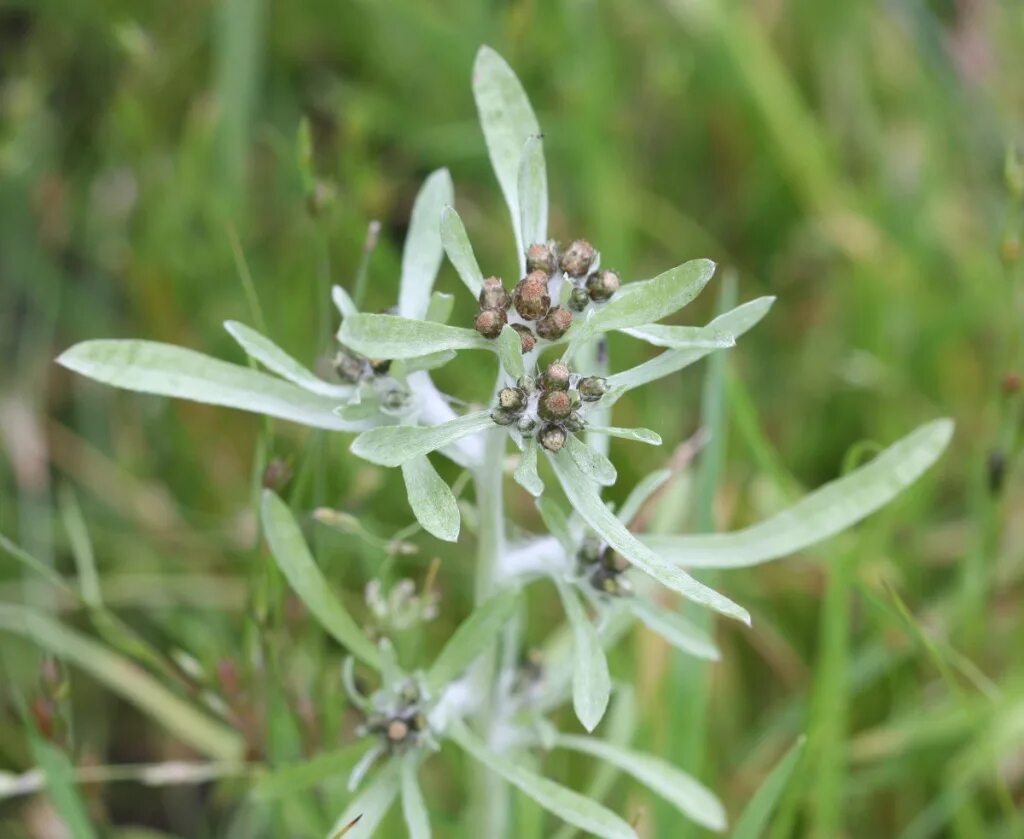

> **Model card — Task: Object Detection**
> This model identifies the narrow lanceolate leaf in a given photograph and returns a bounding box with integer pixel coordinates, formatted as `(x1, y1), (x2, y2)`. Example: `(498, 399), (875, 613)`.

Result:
(225, 321), (352, 398)
(731, 737), (806, 839)
(473, 46), (542, 262)
(401, 456), (460, 543)
(327, 758), (401, 839)
(497, 324), (525, 380)
(339, 314), (490, 360)
(616, 469), (672, 525)
(427, 588), (520, 693)
(608, 297), (775, 394)
(57, 340), (367, 432)
(514, 438), (544, 497)
(568, 259), (716, 348)
(643, 419), (954, 568)
(395, 350), (457, 376)
(625, 597), (720, 661)
(549, 454), (751, 624)
(261, 491), (380, 669)
(585, 426), (662, 446)
(252, 742), (369, 800)
(29, 735), (98, 839)
(620, 323), (735, 350)
(565, 434), (617, 487)
(399, 169), (454, 320)
(553, 735), (726, 832)
(518, 134), (547, 249)
(555, 580), (611, 732)
(332, 285), (358, 320)
(0, 605), (243, 760)
(400, 757), (431, 839)
(448, 719), (636, 839)
(425, 291), (455, 324)
(351, 411), (495, 467)
(440, 206), (484, 297)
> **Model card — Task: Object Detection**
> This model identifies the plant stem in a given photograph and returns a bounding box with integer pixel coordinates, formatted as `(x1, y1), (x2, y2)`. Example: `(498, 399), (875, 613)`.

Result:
(468, 423), (509, 835)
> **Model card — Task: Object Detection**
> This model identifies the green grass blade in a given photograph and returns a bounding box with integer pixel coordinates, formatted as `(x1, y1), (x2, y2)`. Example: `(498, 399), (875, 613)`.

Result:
(731, 737), (805, 839)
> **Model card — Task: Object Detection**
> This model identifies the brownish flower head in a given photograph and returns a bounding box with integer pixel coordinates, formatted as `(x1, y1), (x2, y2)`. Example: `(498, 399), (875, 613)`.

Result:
(538, 423), (567, 453)
(513, 271), (552, 320)
(474, 307), (507, 339)
(560, 239), (596, 277)
(578, 376), (609, 402)
(511, 323), (537, 354)
(526, 242), (558, 274)
(498, 386), (526, 412)
(541, 360), (571, 391)
(538, 389), (572, 421)
(568, 286), (591, 312)
(478, 276), (512, 311)
(586, 269), (620, 302)
(536, 306), (573, 340)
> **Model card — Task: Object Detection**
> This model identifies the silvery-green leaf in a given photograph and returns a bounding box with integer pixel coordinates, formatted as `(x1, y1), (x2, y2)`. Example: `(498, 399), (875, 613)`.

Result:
(261, 491), (380, 669)
(399, 168), (453, 320)
(0, 604), (243, 760)
(514, 438), (544, 497)
(57, 340), (369, 432)
(549, 454), (751, 624)
(426, 587), (519, 693)
(616, 469), (672, 525)
(731, 737), (805, 839)
(440, 205), (484, 297)
(426, 291), (455, 324)
(332, 285), (358, 320)
(625, 597), (720, 661)
(567, 259), (716, 350)
(473, 46), (542, 264)
(642, 419), (953, 568)
(585, 425), (662, 446)
(608, 297), (775, 394)
(536, 497), (575, 554)
(554, 579), (610, 732)
(497, 325), (526, 380)
(351, 411), (495, 467)
(620, 324), (735, 350)
(339, 314), (490, 360)
(393, 350), (457, 376)
(401, 456), (460, 543)
(400, 756), (431, 839)
(225, 321), (352, 398)
(518, 134), (547, 249)
(327, 758), (400, 839)
(552, 734), (726, 832)
(565, 434), (617, 487)
(448, 719), (636, 839)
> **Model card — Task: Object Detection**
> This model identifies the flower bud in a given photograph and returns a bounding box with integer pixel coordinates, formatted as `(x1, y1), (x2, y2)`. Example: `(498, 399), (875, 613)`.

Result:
(541, 361), (571, 391)
(512, 271), (551, 321)
(536, 306), (573, 341)
(511, 323), (537, 354)
(517, 414), (537, 434)
(586, 269), (620, 302)
(564, 411), (585, 433)
(577, 538), (602, 564)
(262, 458), (293, 491)
(474, 307), (507, 339)
(601, 550), (630, 572)
(577, 376), (609, 402)
(590, 567), (632, 597)
(478, 276), (511, 311)
(334, 349), (365, 383)
(387, 718), (410, 743)
(538, 390), (572, 421)
(538, 423), (567, 453)
(490, 407), (517, 425)
(498, 386), (526, 412)
(568, 286), (590, 312)
(382, 389), (410, 412)
(369, 358), (392, 376)
(526, 242), (558, 274)
(560, 239), (596, 277)
(517, 375), (536, 393)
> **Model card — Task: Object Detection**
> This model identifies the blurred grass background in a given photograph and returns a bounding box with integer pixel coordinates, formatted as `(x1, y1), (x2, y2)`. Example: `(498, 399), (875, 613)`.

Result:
(2, 0), (1023, 836)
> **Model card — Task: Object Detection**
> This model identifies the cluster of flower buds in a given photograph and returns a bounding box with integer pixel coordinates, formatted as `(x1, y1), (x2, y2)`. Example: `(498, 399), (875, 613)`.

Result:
(577, 538), (632, 597)
(361, 680), (431, 754)
(490, 360), (610, 453)
(333, 345), (409, 412)
(473, 239), (621, 351)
